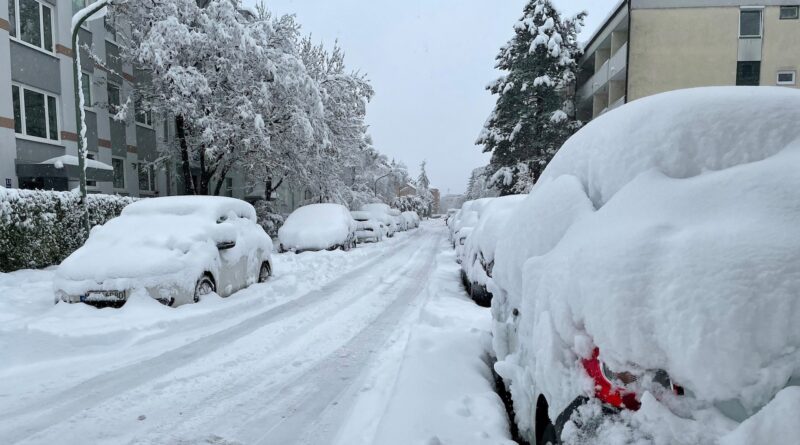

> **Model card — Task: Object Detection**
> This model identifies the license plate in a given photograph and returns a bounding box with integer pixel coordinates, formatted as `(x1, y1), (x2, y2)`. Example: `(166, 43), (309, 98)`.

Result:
(82, 290), (125, 302)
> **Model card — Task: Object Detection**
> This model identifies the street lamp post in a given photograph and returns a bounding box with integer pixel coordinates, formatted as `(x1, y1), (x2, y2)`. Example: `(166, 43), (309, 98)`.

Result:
(72, 0), (111, 234)
(373, 171), (395, 196)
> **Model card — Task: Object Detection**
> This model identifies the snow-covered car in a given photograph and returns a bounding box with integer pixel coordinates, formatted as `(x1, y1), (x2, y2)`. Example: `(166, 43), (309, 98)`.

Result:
(448, 198), (494, 245)
(361, 203), (397, 238)
(401, 211), (420, 229)
(460, 195), (524, 307)
(54, 197), (273, 308)
(279, 203), (357, 253)
(350, 211), (384, 243)
(388, 208), (406, 231)
(490, 87), (800, 445)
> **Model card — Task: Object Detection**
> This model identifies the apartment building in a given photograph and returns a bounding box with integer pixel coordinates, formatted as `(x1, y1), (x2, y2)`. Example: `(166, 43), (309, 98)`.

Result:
(576, 0), (800, 121)
(0, 0), (252, 199)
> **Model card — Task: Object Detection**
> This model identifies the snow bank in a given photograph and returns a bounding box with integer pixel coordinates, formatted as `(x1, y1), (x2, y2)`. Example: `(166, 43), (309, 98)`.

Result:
(279, 203), (356, 251)
(491, 87), (800, 443)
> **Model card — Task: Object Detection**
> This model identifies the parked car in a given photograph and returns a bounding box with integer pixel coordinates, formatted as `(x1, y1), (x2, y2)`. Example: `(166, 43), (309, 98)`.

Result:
(401, 211), (420, 229)
(279, 203), (357, 253)
(388, 208), (406, 231)
(54, 196), (273, 308)
(361, 203), (398, 237)
(460, 195), (525, 307)
(489, 87), (800, 445)
(351, 211), (384, 243)
(448, 198), (494, 245)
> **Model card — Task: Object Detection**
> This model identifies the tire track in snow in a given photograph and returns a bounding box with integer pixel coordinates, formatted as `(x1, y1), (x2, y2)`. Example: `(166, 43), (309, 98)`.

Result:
(0, 227), (438, 444)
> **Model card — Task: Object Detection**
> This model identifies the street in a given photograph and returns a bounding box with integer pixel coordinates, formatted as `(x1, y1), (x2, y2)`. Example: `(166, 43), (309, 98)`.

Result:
(0, 222), (512, 445)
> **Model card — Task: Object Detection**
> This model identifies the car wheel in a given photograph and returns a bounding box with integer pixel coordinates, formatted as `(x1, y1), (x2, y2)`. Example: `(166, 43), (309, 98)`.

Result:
(541, 423), (558, 445)
(194, 275), (215, 303)
(258, 262), (271, 283)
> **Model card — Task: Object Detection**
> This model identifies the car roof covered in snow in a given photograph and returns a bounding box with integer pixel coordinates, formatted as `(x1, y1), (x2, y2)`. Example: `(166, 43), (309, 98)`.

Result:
(122, 196), (257, 222)
(279, 203), (355, 250)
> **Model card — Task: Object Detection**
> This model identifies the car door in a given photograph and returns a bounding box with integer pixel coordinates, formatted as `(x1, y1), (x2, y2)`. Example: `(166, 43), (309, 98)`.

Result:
(216, 218), (248, 297)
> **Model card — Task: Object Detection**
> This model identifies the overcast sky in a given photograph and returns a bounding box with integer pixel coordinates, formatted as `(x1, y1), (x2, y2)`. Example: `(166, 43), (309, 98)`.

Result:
(248, 0), (619, 195)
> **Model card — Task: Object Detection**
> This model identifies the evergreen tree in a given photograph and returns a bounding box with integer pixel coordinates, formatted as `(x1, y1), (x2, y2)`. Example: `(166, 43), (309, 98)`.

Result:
(416, 161), (433, 217)
(476, 0), (585, 195)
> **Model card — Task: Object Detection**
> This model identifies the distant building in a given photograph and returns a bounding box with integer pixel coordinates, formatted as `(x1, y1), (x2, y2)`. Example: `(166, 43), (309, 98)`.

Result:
(576, 1), (800, 122)
(397, 182), (417, 197)
(440, 193), (466, 212)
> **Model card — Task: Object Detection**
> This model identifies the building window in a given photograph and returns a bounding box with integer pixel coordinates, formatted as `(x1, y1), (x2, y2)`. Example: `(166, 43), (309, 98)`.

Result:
(138, 163), (156, 191)
(9, 0), (54, 52)
(81, 73), (92, 108)
(112, 158), (125, 189)
(162, 117), (171, 142)
(780, 6), (799, 20)
(86, 154), (97, 187)
(104, 15), (116, 42)
(777, 70), (797, 85)
(11, 84), (59, 141)
(135, 97), (153, 126)
(107, 83), (120, 114)
(736, 61), (761, 86)
(225, 178), (233, 197)
(739, 9), (762, 38)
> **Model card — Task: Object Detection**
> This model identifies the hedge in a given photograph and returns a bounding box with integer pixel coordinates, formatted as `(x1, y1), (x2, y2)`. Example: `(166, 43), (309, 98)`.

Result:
(0, 187), (137, 272)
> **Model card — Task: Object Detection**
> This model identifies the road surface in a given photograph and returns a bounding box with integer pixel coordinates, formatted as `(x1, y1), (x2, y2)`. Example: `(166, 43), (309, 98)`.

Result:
(0, 225), (451, 445)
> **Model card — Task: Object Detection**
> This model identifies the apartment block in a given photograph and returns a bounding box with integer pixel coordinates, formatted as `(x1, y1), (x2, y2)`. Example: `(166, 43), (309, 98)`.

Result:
(0, 0), (255, 200)
(576, 0), (800, 121)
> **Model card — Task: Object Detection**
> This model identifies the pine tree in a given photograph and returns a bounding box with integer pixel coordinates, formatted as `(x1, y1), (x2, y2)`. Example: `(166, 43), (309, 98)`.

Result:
(476, 0), (585, 195)
(416, 161), (433, 217)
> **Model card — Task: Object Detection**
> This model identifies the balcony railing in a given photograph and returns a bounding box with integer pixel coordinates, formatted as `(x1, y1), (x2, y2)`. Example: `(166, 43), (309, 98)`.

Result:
(577, 42), (628, 103)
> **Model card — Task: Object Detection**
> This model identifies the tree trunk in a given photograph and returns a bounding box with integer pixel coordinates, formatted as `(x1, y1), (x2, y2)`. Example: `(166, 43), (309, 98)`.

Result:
(199, 147), (209, 195)
(175, 114), (195, 195)
(212, 163), (231, 196)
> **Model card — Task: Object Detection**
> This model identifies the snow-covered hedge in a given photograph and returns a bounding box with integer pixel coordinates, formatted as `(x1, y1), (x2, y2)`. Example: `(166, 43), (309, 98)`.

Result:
(0, 187), (136, 272)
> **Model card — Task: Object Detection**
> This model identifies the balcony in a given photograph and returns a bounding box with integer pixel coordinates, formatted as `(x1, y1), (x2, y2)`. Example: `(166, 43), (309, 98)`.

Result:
(577, 42), (627, 103)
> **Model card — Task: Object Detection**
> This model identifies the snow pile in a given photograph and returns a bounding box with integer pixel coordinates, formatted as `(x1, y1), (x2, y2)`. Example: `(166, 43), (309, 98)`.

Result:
(491, 87), (800, 443)
(279, 203), (356, 251)
(40, 155), (114, 171)
(55, 197), (271, 303)
(334, 239), (515, 445)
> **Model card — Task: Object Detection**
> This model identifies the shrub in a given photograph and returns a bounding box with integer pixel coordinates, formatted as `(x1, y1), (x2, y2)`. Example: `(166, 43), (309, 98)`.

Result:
(0, 187), (136, 272)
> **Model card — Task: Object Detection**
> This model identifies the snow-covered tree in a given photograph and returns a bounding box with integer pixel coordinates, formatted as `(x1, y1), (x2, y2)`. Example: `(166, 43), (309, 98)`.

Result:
(476, 0), (585, 195)
(465, 166), (499, 200)
(415, 161), (434, 217)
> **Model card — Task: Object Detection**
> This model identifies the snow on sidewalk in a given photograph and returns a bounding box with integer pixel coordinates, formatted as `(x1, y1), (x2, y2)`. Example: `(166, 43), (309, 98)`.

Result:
(334, 236), (516, 445)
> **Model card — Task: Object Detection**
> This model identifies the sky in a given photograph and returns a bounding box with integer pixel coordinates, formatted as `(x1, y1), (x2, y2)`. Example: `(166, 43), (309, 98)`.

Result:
(247, 0), (620, 195)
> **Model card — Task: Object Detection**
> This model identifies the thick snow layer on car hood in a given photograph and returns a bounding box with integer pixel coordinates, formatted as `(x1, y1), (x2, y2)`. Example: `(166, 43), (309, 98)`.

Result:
(55, 213), (270, 294)
(542, 87), (800, 207)
(122, 196), (257, 222)
(279, 203), (355, 251)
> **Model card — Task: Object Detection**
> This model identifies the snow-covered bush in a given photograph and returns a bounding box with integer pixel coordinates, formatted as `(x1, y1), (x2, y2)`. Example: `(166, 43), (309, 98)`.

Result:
(253, 200), (285, 237)
(0, 188), (136, 272)
(491, 87), (800, 444)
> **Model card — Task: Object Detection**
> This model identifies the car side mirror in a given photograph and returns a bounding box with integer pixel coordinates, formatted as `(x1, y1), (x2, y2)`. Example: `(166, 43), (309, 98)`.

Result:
(217, 241), (236, 250)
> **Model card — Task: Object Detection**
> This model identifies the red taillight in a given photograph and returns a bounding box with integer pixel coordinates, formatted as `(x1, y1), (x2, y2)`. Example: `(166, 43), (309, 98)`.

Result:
(582, 348), (641, 410)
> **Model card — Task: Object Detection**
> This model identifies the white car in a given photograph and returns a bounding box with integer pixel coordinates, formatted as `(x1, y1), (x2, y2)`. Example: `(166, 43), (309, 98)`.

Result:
(448, 198), (494, 245)
(490, 87), (800, 445)
(460, 195), (524, 307)
(388, 208), (406, 231)
(54, 196), (273, 308)
(279, 203), (357, 253)
(361, 203), (398, 238)
(401, 211), (420, 229)
(351, 210), (384, 243)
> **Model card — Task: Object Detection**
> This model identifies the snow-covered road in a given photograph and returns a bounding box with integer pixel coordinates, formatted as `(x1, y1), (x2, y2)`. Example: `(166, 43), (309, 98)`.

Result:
(0, 222), (513, 445)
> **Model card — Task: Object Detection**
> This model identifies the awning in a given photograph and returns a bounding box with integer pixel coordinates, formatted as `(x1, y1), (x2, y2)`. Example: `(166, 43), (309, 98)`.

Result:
(15, 155), (115, 182)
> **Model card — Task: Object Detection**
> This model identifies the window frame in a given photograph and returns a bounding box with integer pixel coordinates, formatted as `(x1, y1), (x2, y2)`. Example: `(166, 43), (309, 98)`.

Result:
(736, 61), (762, 86)
(777, 70), (797, 85)
(739, 8), (763, 39)
(106, 81), (121, 115)
(134, 97), (153, 128)
(11, 82), (61, 144)
(137, 162), (157, 192)
(81, 71), (93, 110)
(85, 153), (99, 188)
(780, 6), (800, 20)
(111, 157), (126, 190)
(9, 0), (56, 55)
